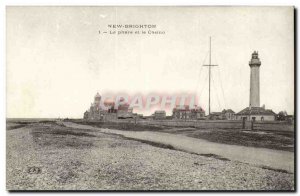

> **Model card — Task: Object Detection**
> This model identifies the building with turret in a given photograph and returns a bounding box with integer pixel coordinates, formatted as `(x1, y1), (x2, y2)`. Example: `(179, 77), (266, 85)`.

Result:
(83, 92), (133, 120)
(84, 92), (103, 120)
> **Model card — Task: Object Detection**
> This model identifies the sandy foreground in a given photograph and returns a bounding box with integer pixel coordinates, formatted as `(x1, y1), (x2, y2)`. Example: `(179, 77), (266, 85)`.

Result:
(7, 122), (294, 190)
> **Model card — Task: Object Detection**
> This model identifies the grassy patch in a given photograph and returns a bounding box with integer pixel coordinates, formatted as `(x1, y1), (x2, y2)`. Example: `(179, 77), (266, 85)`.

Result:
(186, 129), (294, 152)
(6, 121), (35, 130)
(261, 166), (291, 174)
(7, 124), (27, 130)
(77, 121), (165, 132)
(45, 129), (96, 137)
(122, 137), (176, 150)
(198, 153), (230, 161)
(31, 125), (96, 149)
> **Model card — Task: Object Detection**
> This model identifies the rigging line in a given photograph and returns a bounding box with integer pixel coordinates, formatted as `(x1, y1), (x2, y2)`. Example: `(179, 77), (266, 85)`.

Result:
(212, 48), (227, 109)
(194, 51), (209, 93)
(198, 70), (209, 99)
(194, 66), (203, 93)
(212, 47), (218, 65)
(211, 72), (221, 111)
(217, 66), (227, 109)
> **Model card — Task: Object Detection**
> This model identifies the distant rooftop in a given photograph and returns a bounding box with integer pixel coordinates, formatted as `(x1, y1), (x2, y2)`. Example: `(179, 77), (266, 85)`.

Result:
(236, 107), (276, 116)
(154, 110), (166, 114)
(222, 109), (235, 113)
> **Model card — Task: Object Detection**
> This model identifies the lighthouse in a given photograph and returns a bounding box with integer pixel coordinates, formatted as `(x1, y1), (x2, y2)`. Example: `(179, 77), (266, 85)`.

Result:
(236, 51), (276, 121)
(249, 51), (261, 108)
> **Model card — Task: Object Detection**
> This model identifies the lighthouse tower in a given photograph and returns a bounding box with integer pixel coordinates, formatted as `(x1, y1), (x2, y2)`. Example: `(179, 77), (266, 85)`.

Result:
(249, 51), (261, 108)
(236, 51), (276, 121)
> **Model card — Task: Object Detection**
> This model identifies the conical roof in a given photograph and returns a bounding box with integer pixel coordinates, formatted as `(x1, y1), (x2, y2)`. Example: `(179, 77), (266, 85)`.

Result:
(94, 92), (101, 98)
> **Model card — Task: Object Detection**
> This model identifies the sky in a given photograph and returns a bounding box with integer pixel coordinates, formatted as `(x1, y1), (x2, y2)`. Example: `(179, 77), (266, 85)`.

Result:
(6, 6), (294, 118)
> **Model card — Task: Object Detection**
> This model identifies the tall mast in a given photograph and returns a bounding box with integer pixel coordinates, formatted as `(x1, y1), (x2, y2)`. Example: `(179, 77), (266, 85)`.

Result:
(203, 37), (218, 115)
(209, 37), (211, 115)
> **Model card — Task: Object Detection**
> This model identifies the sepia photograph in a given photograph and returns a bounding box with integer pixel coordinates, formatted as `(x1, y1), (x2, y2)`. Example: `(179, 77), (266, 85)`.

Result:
(6, 6), (295, 191)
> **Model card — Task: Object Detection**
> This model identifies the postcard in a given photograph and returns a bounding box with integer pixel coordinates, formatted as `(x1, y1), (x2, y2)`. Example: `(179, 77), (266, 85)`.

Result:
(6, 6), (295, 191)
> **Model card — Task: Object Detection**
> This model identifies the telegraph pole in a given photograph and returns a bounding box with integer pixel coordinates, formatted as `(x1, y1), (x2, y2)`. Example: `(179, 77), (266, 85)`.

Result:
(203, 37), (218, 115)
